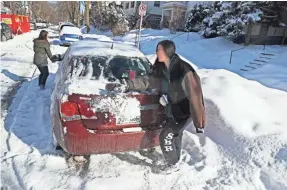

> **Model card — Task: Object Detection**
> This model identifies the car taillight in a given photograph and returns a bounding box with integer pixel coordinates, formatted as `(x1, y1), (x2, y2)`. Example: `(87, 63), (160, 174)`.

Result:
(60, 100), (96, 122)
(61, 101), (78, 116)
(78, 103), (95, 118)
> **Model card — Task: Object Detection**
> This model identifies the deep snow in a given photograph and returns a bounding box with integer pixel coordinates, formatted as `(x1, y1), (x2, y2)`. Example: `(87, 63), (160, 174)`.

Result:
(1, 27), (287, 190)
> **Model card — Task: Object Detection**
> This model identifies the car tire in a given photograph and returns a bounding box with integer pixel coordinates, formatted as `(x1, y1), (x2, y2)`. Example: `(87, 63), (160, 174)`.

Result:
(1, 35), (7, 42)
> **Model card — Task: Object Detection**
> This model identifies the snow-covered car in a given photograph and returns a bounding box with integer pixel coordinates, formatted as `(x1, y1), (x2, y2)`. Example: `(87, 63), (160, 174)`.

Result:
(58, 22), (75, 31)
(30, 22), (37, 30)
(51, 41), (164, 155)
(59, 26), (83, 46)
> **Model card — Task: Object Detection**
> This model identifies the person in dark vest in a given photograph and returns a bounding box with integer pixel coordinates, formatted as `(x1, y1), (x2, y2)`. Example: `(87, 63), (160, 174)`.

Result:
(33, 30), (55, 90)
(106, 40), (205, 170)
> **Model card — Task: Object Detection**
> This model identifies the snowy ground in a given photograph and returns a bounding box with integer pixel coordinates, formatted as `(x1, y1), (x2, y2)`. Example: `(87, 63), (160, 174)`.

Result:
(1, 28), (287, 190)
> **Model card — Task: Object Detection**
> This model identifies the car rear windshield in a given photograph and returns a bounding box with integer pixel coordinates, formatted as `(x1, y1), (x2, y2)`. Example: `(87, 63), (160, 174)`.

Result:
(68, 56), (151, 82)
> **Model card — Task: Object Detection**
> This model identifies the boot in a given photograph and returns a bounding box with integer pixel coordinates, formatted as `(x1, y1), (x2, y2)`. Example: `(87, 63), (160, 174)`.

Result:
(39, 85), (45, 90)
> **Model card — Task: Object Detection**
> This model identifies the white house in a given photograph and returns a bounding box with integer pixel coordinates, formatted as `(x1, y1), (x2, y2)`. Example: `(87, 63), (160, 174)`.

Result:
(123, 1), (165, 28)
(123, 1), (213, 29)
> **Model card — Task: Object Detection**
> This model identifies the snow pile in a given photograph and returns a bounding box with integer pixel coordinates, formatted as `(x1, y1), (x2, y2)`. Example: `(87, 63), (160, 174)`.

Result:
(243, 51), (287, 91)
(201, 69), (287, 137)
(2, 28), (287, 190)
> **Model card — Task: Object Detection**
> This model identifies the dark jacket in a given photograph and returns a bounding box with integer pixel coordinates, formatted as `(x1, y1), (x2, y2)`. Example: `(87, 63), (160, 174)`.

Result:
(33, 39), (53, 66)
(127, 54), (205, 129)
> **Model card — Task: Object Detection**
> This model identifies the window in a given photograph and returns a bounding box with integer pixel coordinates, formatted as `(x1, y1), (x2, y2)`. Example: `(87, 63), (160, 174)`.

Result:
(125, 2), (129, 9)
(69, 56), (151, 82)
(154, 1), (160, 7)
(131, 1), (135, 8)
(136, 1), (141, 7)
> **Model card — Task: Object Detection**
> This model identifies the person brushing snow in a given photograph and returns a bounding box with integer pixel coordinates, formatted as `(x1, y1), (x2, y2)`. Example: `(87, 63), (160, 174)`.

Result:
(33, 30), (56, 90)
(106, 40), (206, 171)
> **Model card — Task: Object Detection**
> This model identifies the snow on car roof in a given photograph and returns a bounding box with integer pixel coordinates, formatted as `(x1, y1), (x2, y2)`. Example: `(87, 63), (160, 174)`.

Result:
(60, 22), (74, 26)
(61, 26), (82, 35)
(69, 41), (145, 58)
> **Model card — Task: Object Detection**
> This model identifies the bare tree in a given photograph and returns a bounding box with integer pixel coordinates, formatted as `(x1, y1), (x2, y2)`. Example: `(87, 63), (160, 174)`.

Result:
(3, 1), (26, 15)
(85, 1), (91, 33)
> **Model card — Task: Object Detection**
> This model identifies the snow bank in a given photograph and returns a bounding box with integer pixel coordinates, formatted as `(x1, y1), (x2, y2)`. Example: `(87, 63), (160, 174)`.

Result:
(2, 28), (287, 190)
(201, 69), (287, 137)
(243, 51), (287, 91)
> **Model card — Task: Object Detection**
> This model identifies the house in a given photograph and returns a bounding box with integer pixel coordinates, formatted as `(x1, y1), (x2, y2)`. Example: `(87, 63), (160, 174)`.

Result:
(123, 1), (213, 29)
(123, 1), (165, 29)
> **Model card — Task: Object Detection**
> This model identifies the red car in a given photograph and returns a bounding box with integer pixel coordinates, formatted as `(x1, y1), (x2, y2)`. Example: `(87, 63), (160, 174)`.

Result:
(51, 41), (165, 155)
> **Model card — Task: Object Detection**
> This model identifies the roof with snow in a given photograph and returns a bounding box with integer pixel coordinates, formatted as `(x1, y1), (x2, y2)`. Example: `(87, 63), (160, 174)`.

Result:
(69, 41), (145, 57)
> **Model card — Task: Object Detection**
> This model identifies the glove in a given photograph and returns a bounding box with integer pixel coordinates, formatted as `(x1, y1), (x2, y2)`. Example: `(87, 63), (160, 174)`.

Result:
(51, 54), (62, 62)
(105, 80), (129, 93)
(159, 95), (168, 106)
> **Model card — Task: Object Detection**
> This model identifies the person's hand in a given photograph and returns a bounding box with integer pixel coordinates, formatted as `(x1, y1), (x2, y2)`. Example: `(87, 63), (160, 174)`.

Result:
(105, 80), (129, 93)
(159, 95), (168, 106)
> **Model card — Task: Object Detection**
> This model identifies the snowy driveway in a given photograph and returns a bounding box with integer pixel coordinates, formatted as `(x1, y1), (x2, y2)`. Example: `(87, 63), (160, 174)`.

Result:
(1, 29), (287, 190)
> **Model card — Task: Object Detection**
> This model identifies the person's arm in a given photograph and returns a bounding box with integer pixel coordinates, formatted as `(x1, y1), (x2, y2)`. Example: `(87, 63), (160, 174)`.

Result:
(45, 43), (53, 60)
(182, 71), (205, 129)
(127, 72), (161, 92)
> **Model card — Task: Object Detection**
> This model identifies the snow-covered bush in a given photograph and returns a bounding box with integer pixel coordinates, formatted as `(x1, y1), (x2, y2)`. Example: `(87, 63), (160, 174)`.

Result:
(127, 14), (140, 30)
(185, 2), (266, 42)
(90, 1), (129, 35)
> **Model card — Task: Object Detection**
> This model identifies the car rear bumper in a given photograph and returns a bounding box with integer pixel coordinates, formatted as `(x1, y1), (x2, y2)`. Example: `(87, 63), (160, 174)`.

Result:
(59, 39), (79, 45)
(54, 120), (162, 155)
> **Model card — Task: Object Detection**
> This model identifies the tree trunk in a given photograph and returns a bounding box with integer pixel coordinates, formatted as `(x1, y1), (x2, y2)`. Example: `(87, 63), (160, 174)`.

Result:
(77, 2), (81, 27)
(85, 0), (90, 33)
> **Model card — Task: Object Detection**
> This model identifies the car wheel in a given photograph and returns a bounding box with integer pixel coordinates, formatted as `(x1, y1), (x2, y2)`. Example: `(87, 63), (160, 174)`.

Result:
(1, 35), (7, 42)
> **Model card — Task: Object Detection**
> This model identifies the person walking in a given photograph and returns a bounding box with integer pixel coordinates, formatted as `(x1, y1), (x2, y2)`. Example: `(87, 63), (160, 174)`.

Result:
(33, 30), (55, 90)
(106, 40), (206, 170)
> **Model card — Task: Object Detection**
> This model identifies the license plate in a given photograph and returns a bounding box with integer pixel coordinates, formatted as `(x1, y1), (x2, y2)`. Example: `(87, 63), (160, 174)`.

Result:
(116, 116), (141, 125)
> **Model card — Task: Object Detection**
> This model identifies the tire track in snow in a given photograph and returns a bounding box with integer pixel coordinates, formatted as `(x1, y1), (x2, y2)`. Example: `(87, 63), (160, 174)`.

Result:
(3, 75), (36, 190)
(2, 40), (38, 189)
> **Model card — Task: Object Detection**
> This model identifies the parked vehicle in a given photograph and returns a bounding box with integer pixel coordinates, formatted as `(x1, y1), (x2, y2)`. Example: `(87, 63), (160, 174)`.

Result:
(51, 41), (164, 155)
(35, 21), (49, 29)
(1, 22), (13, 41)
(30, 22), (36, 30)
(59, 26), (83, 46)
(58, 22), (75, 31)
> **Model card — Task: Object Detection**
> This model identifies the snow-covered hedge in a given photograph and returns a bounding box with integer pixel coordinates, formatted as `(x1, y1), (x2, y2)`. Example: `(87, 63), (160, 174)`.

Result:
(185, 2), (267, 42)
